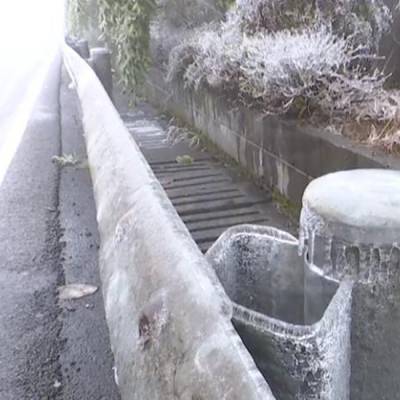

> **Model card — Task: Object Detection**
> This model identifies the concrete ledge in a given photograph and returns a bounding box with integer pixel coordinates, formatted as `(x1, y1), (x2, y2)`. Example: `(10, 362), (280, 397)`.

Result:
(145, 67), (400, 206)
(63, 45), (275, 400)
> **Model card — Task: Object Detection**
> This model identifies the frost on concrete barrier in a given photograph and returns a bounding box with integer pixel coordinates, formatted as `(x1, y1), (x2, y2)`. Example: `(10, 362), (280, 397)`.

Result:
(206, 225), (352, 400)
(63, 44), (275, 400)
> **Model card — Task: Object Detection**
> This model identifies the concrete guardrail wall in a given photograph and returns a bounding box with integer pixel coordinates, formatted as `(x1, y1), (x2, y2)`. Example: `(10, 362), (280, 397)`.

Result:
(63, 45), (276, 400)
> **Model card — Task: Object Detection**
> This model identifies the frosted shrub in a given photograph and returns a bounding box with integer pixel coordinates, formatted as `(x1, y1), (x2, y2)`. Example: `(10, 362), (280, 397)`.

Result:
(237, 28), (354, 113)
(233, 0), (317, 34)
(232, 0), (391, 51)
(167, 0), (394, 122)
(156, 0), (225, 28)
(169, 24), (389, 119)
(151, 0), (229, 64)
(167, 23), (242, 89)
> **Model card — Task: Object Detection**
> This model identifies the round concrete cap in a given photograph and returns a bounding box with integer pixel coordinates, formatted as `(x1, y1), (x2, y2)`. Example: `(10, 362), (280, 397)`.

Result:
(303, 169), (400, 231)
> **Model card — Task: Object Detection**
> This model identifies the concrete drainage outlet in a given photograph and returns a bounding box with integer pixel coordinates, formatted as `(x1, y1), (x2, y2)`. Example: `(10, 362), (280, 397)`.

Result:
(207, 225), (352, 400)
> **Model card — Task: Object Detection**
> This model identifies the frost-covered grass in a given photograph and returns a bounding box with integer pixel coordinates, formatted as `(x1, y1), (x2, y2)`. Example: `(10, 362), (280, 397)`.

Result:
(232, 0), (391, 50)
(168, 24), (389, 118)
(165, 0), (400, 152)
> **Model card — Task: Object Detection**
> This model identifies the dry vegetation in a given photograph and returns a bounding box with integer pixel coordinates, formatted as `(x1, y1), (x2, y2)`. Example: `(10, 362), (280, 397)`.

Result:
(164, 0), (400, 153)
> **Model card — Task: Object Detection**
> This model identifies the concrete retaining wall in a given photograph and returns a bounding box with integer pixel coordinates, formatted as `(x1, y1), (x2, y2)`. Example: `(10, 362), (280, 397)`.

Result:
(145, 68), (400, 206)
(63, 45), (276, 400)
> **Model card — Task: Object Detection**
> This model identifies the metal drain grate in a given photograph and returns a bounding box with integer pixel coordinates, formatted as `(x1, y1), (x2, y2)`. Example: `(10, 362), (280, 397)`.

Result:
(121, 110), (286, 253)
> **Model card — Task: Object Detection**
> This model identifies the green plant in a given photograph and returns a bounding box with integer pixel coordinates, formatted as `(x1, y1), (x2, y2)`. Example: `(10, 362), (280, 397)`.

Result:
(66, 0), (88, 36)
(98, 0), (156, 90)
(66, 0), (97, 37)
(67, 0), (156, 91)
(176, 155), (194, 165)
(217, 0), (235, 11)
(67, 1), (232, 92)
(272, 189), (301, 222)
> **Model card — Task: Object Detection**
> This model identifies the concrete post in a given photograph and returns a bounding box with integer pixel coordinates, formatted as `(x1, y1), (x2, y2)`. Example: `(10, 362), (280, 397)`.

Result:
(300, 169), (400, 400)
(76, 39), (90, 59)
(90, 47), (113, 101)
(65, 37), (90, 59)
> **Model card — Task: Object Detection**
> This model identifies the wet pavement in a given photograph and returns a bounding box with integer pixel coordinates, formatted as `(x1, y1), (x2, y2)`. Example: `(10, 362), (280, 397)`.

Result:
(0, 55), (119, 399)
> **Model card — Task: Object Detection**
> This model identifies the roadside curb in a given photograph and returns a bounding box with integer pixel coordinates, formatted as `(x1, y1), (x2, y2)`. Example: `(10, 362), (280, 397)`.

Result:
(63, 45), (275, 399)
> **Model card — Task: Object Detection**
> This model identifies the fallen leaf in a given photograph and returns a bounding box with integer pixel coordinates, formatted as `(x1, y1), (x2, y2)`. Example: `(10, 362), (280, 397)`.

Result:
(159, 177), (174, 186)
(58, 284), (98, 300)
(52, 154), (80, 167)
(113, 366), (119, 386)
(176, 155), (194, 165)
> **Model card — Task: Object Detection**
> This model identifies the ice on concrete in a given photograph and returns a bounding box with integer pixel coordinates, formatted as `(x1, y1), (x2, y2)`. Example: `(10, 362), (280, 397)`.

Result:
(300, 169), (400, 282)
(299, 168), (400, 400)
(207, 225), (352, 400)
(65, 44), (277, 400)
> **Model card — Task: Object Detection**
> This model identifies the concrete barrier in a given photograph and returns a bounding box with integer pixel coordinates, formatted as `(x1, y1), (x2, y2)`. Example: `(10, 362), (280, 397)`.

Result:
(63, 45), (275, 400)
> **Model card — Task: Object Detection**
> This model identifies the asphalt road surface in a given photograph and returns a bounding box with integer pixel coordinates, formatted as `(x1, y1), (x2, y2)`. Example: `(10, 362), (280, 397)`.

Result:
(0, 51), (120, 399)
